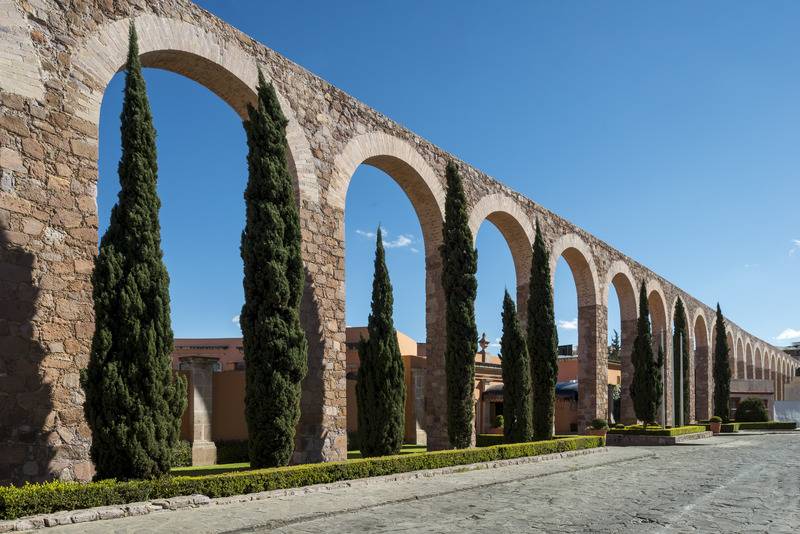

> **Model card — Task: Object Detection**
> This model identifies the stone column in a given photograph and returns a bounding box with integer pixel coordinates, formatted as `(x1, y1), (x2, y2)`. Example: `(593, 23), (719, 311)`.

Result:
(619, 318), (637, 423)
(694, 345), (711, 421)
(424, 246), (451, 450)
(577, 303), (608, 432)
(179, 356), (218, 466)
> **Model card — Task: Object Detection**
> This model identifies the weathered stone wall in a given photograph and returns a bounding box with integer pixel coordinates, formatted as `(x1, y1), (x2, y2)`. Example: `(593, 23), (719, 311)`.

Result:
(1, 0), (797, 484)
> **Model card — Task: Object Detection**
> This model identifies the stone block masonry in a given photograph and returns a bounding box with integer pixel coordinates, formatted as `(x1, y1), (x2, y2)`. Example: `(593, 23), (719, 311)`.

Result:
(0, 0), (797, 484)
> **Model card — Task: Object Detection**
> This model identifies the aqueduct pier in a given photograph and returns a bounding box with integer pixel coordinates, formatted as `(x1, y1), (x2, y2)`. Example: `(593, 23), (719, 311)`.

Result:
(0, 0), (797, 484)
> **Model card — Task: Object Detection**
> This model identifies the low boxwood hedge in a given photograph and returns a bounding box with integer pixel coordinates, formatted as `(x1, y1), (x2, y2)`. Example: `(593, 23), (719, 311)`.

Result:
(607, 425), (706, 437)
(0, 436), (601, 520)
(734, 421), (795, 430)
(703, 422), (740, 433)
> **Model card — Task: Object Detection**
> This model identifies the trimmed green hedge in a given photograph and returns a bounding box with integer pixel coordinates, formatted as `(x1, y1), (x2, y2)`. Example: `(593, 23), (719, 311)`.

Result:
(735, 421), (797, 430)
(608, 425), (706, 437)
(0, 436), (602, 520)
(476, 434), (505, 447)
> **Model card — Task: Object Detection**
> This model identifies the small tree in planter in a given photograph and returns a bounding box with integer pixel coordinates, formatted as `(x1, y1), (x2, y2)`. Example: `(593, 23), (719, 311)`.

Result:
(586, 418), (609, 437)
(494, 414), (505, 430)
(709, 415), (722, 434)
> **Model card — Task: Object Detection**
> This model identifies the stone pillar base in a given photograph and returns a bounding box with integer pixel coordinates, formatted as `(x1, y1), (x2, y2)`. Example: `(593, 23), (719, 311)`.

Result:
(191, 441), (217, 466)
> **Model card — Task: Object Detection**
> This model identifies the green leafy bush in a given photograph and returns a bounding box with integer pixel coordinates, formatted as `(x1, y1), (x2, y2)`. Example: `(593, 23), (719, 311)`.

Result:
(608, 425), (706, 437)
(171, 441), (192, 468)
(0, 437), (602, 520)
(494, 415), (505, 429)
(590, 418), (608, 430)
(709, 416), (722, 423)
(215, 441), (250, 464)
(735, 421), (796, 430)
(735, 398), (769, 422)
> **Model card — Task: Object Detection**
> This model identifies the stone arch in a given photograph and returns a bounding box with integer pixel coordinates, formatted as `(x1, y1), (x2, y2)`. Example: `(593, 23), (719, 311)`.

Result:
(603, 261), (638, 423)
(754, 346), (763, 380)
(330, 131), (447, 449)
(69, 13), (318, 204)
(693, 308), (711, 421)
(735, 335), (745, 380)
(745, 340), (754, 380)
(468, 193), (534, 314)
(330, 132), (445, 248)
(549, 233), (604, 430)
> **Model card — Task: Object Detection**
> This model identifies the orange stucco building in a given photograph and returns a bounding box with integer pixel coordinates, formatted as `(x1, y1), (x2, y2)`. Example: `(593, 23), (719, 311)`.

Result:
(172, 332), (623, 451)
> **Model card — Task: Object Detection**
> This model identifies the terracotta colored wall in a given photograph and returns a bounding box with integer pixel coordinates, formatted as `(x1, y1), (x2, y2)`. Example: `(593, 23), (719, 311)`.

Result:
(211, 370), (247, 442)
(555, 398), (578, 434)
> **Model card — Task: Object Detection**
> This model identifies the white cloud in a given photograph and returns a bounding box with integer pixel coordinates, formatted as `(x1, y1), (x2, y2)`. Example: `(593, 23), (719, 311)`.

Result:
(490, 337), (501, 348)
(384, 234), (413, 249)
(558, 318), (578, 330)
(744, 263), (759, 269)
(355, 228), (418, 252)
(776, 328), (800, 341)
(231, 315), (240, 325)
(790, 239), (800, 256)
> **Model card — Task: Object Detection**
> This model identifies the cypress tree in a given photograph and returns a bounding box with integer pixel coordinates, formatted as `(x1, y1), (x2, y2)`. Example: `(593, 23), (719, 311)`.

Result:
(528, 223), (558, 441)
(500, 290), (533, 443)
(712, 304), (732, 421)
(630, 282), (663, 426)
(81, 23), (186, 480)
(355, 228), (406, 456)
(440, 161), (478, 449)
(241, 70), (308, 468)
(672, 298), (691, 425)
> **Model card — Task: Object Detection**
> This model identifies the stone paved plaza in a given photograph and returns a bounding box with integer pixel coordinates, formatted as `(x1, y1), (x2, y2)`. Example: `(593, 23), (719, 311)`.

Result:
(42, 433), (799, 533)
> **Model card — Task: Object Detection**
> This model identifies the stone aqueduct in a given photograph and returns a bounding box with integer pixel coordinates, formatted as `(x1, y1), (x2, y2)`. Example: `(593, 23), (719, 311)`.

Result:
(0, 0), (796, 484)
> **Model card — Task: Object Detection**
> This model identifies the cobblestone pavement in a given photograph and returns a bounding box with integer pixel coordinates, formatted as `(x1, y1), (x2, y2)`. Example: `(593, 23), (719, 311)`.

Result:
(46, 433), (800, 533)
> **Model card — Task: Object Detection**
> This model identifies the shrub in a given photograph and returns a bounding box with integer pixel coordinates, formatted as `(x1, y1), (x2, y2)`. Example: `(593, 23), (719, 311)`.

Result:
(736, 421), (796, 430)
(735, 398), (769, 422)
(494, 415), (505, 429)
(171, 441), (192, 468)
(608, 425), (705, 437)
(0, 437), (602, 520)
(215, 441), (250, 464)
(613, 423), (625, 429)
(590, 418), (608, 430)
(709, 416), (722, 423)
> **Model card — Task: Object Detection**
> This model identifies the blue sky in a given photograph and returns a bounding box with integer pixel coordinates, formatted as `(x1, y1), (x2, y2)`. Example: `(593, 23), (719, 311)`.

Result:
(98, 1), (800, 349)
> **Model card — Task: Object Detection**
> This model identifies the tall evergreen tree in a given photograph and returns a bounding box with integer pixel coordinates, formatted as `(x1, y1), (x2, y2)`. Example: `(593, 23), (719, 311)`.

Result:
(81, 23), (186, 480)
(672, 297), (690, 425)
(630, 282), (663, 426)
(241, 70), (308, 468)
(712, 304), (732, 421)
(528, 223), (558, 440)
(440, 161), (478, 448)
(500, 290), (533, 443)
(355, 227), (406, 456)
(608, 329), (621, 363)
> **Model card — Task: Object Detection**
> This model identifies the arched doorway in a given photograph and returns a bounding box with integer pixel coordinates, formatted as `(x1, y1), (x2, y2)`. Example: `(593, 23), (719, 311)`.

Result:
(647, 283), (669, 425)
(604, 262), (637, 424)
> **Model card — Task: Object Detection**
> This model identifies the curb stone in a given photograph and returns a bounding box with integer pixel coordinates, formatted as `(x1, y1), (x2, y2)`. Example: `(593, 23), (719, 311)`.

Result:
(1, 447), (612, 532)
